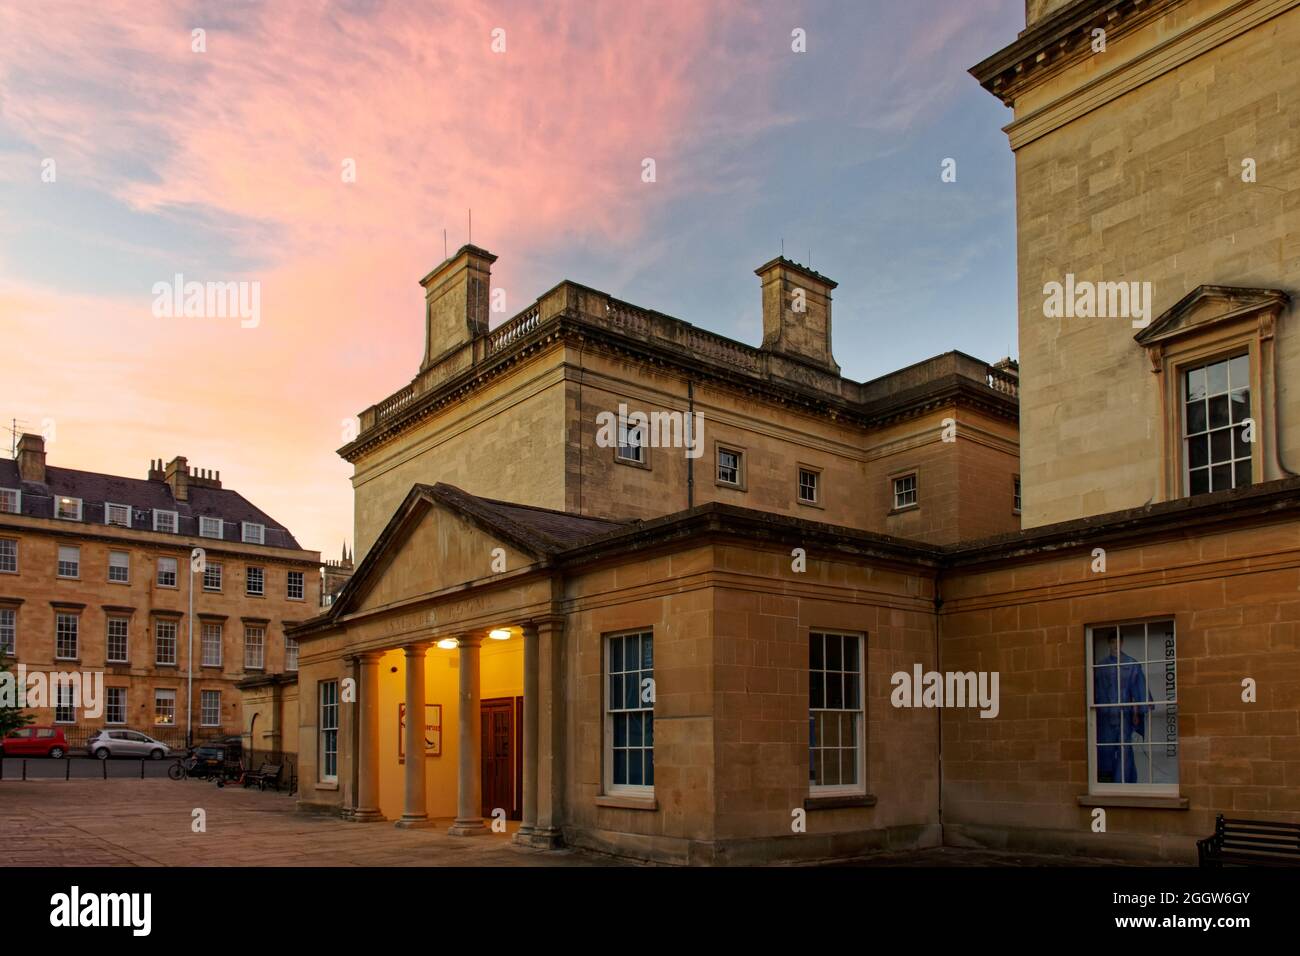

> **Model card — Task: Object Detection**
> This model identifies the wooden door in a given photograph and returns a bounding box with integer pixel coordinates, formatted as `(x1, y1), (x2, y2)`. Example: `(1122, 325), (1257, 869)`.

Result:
(480, 698), (518, 820)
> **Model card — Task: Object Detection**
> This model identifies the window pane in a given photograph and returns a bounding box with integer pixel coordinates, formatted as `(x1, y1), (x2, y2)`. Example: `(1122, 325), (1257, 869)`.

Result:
(1210, 464), (1232, 491)
(809, 633), (823, 670)
(827, 672), (843, 709)
(1209, 429), (1231, 464)
(1206, 359), (1229, 396)
(1189, 468), (1209, 495)
(810, 672), (824, 709)
(1235, 458), (1252, 487)
(1187, 435), (1208, 469)
(1227, 354), (1249, 390)
(608, 636), (622, 673)
(1185, 367), (1206, 401)
(1208, 394), (1230, 429)
(826, 636), (842, 671)
(1185, 400), (1206, 435)
(1229, 388), (1249, 424)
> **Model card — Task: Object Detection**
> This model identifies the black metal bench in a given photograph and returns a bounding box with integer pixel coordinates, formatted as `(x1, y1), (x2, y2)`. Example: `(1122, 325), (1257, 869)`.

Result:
(1198, 814), (1300, 866)
(241, 762), (283, 792)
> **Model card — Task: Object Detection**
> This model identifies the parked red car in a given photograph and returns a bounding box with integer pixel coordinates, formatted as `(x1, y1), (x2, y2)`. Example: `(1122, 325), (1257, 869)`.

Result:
(0, 726), (70, 758)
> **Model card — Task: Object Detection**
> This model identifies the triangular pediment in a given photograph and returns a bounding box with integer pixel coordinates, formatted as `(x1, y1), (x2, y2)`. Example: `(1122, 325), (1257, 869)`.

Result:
(1135, 285), (1289, 346)
(327, 486), (549, 618)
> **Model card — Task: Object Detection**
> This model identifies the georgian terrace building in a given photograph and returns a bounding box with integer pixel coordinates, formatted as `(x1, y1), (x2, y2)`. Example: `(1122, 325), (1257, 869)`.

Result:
(0, 436), (320, 743)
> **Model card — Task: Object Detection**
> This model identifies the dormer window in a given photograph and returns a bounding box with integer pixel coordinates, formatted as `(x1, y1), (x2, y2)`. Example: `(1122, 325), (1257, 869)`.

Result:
(242, 522), (265, 545)
(153, 509), (178, 534)
(199, 516), (224, 539)
(0, 488), (19, 514)
(56, 497), (82, 521)
(105, 502), (131, 527)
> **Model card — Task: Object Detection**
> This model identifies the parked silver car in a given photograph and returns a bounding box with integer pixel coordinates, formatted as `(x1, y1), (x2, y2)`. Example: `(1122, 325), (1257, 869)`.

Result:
(87, 729), (173, 760)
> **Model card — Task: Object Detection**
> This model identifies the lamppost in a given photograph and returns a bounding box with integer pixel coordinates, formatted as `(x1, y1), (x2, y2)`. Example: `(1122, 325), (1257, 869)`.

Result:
(187, 546), (205, 748)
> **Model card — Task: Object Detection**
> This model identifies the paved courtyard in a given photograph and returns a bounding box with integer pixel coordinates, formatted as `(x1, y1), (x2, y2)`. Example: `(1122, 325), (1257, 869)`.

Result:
(0, 778), (609, 867)
(0, 778), (1152, 867)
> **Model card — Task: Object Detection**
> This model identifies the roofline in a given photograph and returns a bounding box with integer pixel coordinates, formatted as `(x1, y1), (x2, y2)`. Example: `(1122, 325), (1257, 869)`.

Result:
(339, 307), (1017, 462)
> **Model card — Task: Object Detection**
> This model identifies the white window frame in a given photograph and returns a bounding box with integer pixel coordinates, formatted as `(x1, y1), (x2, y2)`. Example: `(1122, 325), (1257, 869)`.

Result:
(716, 446), (743, 487)
(809, 630), (866, 797)
(199, 516), (224, 539)
(616, 418), (645, 464)
(108, 550), (130, 583)
(287, 570), (304, 601)
(1086, 619), (1179, 798)
(0, 607), (15, 656)
(893, 473), (918, 510)
(203, 562), (223, 592)
(1013, 476), (1022, 514)
(106, 616), (129, 664)
(242, 522), (265, 545)
(56, 496), (83, 521)
(0, 538), (16, 574)
(105, 687), (127, 725)
(201, 621), (223, 668)
(57, 545), (80, 579)
(0, 487), (20, 514)
(154, 688), (177, 727)
(157, 556), (177, 588)
(603, 629), (654, 796)
(153, 509), (178, 534)
(320, 680), (339, 783)
(55, 612), (79, 660)
(55, 682), (76, 724)
(244, 625), (265, 670)
(155, 618), (178, 666)
(798, 467), (820, 505)
(1182, 354), (1252, 497)
(246, 565), (264, 596)
(285, 634), (299, 672)
(200, 689), (221, 727)
(105, 502), (131, 527)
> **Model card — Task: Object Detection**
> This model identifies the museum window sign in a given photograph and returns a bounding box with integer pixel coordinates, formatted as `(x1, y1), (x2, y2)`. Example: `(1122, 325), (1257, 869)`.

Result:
(1086, 620), (1178, 796)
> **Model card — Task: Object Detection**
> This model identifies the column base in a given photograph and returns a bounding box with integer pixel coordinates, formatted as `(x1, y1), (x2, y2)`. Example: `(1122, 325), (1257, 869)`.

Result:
(448, 817), (488, 836)
(395, 815), (435, 829)
(513, 827), (564, 849)
(351, 808), (387, 823)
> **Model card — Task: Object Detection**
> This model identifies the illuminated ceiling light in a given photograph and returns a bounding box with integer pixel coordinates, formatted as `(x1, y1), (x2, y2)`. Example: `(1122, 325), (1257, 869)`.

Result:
(489, 628), (511, 641)
(436, 638), (459, 650)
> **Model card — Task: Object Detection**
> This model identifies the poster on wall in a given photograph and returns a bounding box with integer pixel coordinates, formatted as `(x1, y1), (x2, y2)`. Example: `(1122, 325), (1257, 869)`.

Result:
(397, 703), (442, 762)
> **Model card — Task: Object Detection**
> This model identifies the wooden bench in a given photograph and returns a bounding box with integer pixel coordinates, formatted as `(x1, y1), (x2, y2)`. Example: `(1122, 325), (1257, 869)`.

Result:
(1198, 815), (1300, 866)
(241, 762), (282, 792)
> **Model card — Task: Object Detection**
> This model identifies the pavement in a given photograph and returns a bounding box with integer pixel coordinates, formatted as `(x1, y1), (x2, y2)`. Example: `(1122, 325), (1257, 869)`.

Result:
(0, 776), (1152, 867)
(0, 777), (608, 867)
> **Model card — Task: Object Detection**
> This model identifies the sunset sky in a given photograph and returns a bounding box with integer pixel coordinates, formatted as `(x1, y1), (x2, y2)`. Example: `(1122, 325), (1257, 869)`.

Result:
(0, 0), (1022, 558)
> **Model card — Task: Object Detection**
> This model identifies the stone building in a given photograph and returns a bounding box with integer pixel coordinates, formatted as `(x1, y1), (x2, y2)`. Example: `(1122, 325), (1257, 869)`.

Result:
(0, 436), (320, 744)
(288, 0), (1300, 864)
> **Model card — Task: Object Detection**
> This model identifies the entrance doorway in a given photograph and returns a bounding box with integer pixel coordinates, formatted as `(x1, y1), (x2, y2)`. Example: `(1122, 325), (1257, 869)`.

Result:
(480, 697), (522, 820)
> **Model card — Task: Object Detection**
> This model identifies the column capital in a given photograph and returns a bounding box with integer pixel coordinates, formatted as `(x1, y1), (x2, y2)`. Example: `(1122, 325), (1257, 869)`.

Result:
(456, 631), (485, 648)
(402, 641), (431, 656)
(345, 650), (385, 665)
(527, 614), (565, 633)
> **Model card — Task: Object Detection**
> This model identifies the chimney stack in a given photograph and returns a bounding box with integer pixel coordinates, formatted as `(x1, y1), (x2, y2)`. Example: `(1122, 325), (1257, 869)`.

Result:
(419, 244), (497, 370)
(755, 256), (840, 374)
(16, 433), (46, 483)
(164, 456), (190, 502)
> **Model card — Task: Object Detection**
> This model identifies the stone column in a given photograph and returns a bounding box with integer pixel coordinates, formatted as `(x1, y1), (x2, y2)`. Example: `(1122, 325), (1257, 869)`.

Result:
(352, 652), (385, 822)
(534, 616), (565, 847)
(396, 643), (433, 828)
(449, 632), (487, 836)
(513, 623), (539, 844)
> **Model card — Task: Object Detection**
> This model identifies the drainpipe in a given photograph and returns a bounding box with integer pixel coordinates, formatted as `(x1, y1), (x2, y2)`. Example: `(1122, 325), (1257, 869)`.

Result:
(687, 380), (695, 509)
(1271, 307), (1298, 477)
(933, 575), (944, 843)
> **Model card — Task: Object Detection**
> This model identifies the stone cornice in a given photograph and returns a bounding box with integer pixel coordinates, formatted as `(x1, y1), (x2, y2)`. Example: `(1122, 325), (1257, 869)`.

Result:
(340, 309), (1018, 463)
(970, 0), (1184, 106)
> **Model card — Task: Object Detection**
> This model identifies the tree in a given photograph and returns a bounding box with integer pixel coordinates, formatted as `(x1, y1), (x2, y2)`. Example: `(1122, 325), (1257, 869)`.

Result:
(0, 653), (34, 738)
